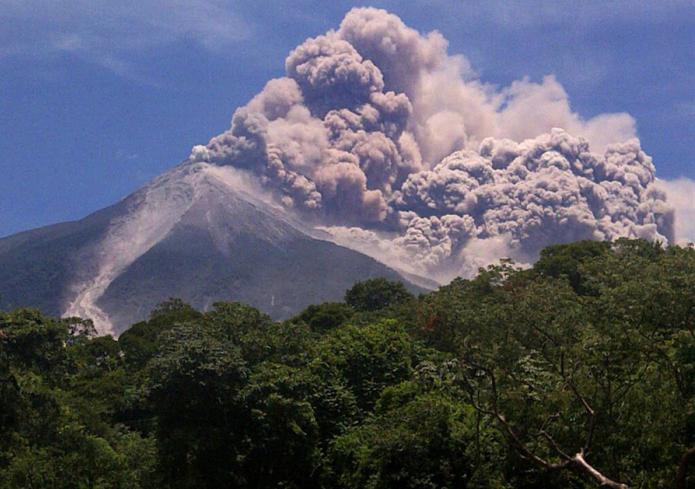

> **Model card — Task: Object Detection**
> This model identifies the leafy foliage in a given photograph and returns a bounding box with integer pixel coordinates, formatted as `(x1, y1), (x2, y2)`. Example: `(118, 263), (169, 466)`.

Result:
(345, 277), (414, 312)
(1, 240), (694, 488)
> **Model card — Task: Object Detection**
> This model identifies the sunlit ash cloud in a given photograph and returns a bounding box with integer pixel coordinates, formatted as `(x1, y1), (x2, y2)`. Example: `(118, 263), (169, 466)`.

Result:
(187, 7), (675, 282)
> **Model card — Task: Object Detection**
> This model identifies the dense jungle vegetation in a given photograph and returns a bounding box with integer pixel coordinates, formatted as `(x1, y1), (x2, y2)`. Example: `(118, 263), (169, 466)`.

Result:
(1, 239), (694, 488)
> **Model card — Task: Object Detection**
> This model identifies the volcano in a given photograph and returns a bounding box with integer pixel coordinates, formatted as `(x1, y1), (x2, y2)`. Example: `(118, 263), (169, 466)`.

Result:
(0, 162), (422, 335)
(2, 7), (678, 334)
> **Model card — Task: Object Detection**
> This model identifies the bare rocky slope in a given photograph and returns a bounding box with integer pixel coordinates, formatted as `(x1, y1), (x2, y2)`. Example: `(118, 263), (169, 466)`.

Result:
(0, 162), (422, 335)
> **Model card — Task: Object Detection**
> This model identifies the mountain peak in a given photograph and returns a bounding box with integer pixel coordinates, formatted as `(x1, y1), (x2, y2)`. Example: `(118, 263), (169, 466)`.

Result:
(1, 162), (421, 335)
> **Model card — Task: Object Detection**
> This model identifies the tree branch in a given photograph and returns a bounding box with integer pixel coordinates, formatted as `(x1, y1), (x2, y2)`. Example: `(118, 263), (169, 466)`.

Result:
(462, 358), (630, 488)
(570, 451), (629, 489)
(566, 378), (597, 452)
(676, 447), (695, 489)
(470, 362), (570, 471)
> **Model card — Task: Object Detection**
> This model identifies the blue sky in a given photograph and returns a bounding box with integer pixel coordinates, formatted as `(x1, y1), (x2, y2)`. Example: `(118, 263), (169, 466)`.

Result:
(1, 0), (694, 237)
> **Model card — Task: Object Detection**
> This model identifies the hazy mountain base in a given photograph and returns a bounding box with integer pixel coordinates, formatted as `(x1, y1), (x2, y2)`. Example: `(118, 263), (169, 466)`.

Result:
(1, 239), (694, 489)
(98, 222), (416, 330)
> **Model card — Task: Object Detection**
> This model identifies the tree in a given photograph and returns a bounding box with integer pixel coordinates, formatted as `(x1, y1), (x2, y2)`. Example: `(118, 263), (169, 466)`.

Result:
(533, 240), (610, 294)
(119, 298), (202, 371)
(1, 239), (694, 488)
(345, 278), (414, 312)
(0, 309), (156, 488)
(0, 308), (71, 379)
(419, 243), (695, 488)
(294, 302), (354, 332)
(240, 362), (322, 488)
(329, 361), (505, 489)
(313, 320), (431, 413)
(145, 324), (249, 489)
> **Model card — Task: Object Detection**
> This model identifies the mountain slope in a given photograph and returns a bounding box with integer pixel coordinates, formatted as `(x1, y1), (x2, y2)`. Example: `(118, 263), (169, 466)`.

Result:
(0, 162), (421, 335)
(0, 203), (121, 319)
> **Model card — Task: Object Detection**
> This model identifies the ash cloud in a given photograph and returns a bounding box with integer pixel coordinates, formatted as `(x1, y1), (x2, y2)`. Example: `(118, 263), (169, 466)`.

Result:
(189, 7), (674, 282)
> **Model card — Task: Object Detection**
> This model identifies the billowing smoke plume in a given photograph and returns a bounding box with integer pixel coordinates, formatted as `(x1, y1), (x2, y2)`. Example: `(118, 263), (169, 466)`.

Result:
(189, 7), (674, 282)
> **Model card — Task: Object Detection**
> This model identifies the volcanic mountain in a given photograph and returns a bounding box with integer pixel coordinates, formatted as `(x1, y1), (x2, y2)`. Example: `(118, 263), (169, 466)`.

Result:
(0, 162), (422, 335)
(2, 8), (679, 334)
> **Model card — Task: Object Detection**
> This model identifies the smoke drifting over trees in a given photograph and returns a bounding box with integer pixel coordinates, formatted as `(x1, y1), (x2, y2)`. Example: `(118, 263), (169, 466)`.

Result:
(189, 7), (674, 281)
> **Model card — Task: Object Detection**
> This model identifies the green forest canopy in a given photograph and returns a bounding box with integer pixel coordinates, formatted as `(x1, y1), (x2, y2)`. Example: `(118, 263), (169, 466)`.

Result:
(1, 239), (694, 488)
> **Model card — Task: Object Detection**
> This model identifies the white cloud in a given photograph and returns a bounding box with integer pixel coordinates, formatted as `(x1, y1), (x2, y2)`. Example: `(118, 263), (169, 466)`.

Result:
(408, 0), (695, 29)
(659, 178), (695, 244)
(0, 0), (251, 79)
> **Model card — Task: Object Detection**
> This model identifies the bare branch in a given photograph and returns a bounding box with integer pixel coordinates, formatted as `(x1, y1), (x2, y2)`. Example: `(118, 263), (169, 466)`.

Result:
(565, 379), (597, 452)
(461, 357), (631, 489)
(570, 451), (629, 489)
(470, 362), (570, 471)
(539, 430), (572, 461)
(495, 412), (570, 471)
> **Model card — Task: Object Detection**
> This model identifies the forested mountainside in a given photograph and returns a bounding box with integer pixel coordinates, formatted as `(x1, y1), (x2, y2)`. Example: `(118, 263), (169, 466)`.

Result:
(1, 239), (694, 489)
